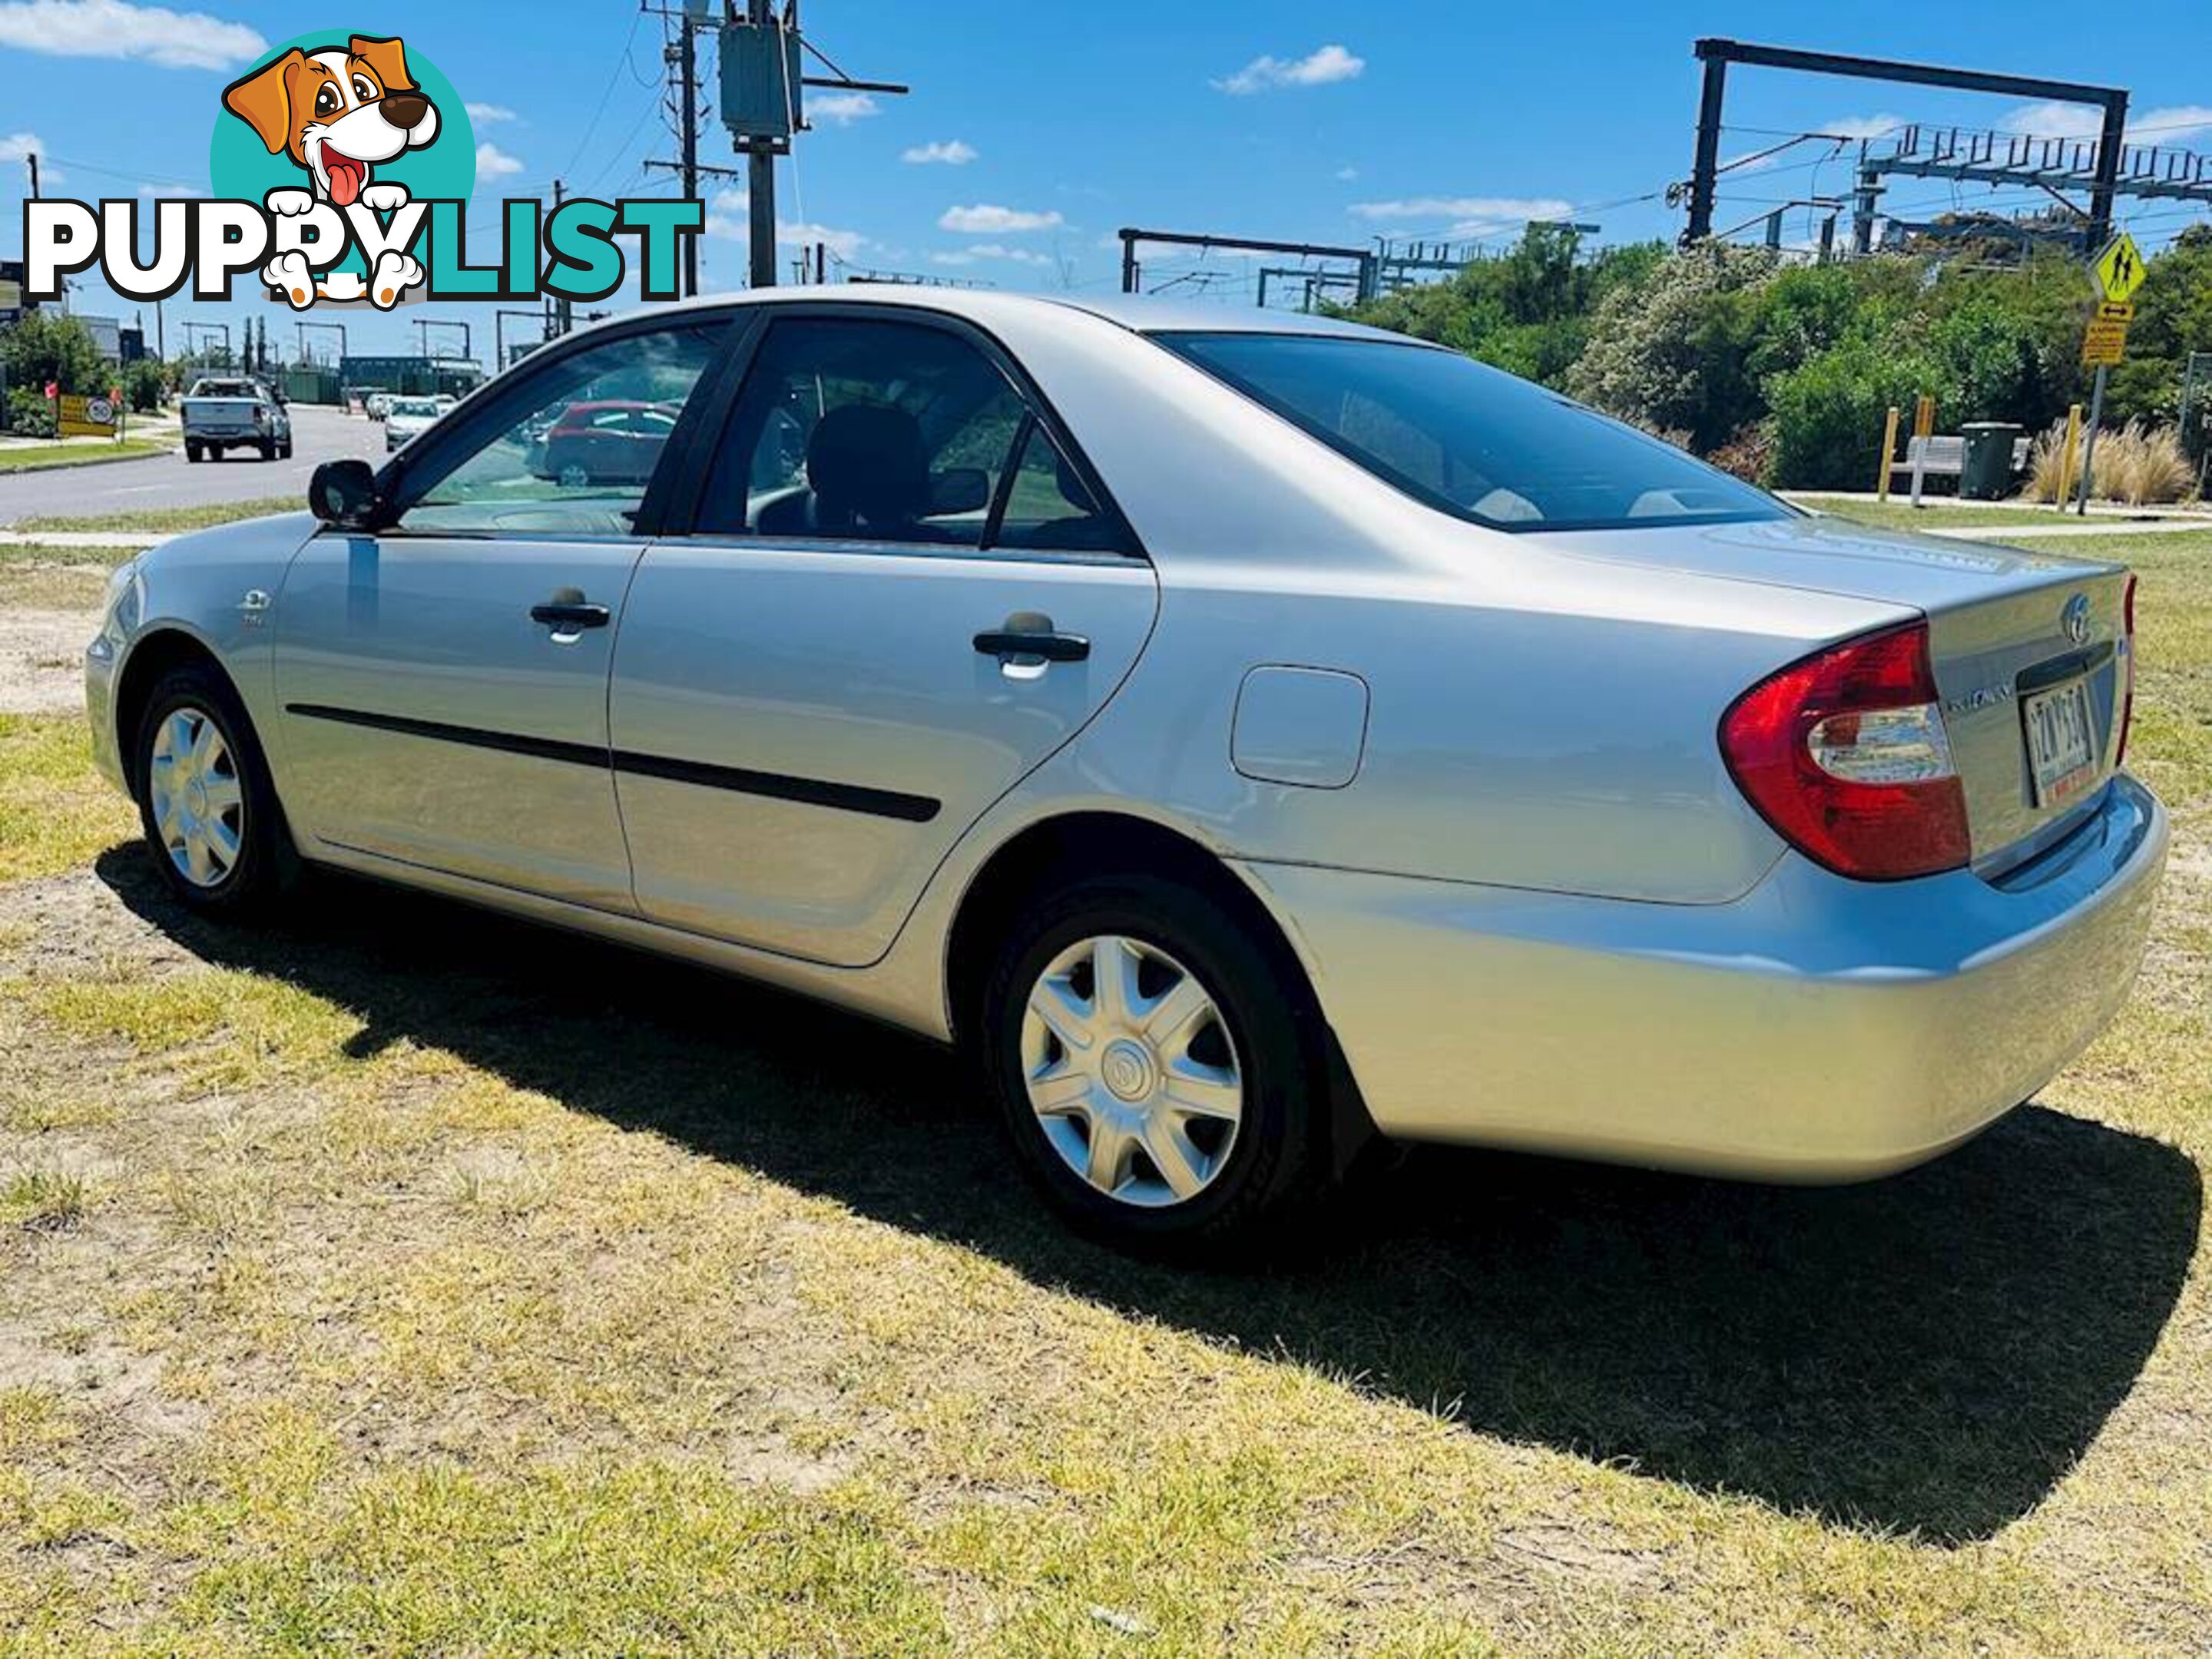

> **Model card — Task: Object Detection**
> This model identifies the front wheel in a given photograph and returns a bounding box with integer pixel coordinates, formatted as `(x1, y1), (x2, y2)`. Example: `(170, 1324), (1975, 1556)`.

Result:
(131, 663), (290, 915)
(977, 873), (1331, 1256)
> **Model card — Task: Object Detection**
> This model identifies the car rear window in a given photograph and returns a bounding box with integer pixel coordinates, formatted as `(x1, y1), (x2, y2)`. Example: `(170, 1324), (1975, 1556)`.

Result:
(1155, 332), (1791, 535)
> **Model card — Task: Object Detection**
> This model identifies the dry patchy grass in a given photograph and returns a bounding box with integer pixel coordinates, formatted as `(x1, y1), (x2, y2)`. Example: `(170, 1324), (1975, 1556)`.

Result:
(0, 518), (2206, 1654)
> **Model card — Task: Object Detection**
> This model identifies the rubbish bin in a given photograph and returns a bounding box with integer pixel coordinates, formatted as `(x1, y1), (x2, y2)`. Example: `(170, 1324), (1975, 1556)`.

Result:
(1961, 421), (2024, 500)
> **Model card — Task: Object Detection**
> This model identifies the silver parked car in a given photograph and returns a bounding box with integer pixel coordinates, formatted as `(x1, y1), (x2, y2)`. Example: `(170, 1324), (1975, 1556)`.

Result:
(82, 292), (2167, 1253)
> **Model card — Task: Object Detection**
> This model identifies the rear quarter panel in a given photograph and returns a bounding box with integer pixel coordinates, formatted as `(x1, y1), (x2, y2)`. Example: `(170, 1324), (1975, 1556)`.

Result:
(972, 306), (1907, 903)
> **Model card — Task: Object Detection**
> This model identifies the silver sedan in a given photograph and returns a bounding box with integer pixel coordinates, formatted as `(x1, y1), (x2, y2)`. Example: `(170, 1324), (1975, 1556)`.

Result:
(82, 291), (2168, 1253)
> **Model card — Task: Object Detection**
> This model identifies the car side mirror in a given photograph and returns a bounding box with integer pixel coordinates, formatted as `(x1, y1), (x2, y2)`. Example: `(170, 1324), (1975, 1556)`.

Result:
(931, 467), (991, 516)
(309, 459), (380, 528)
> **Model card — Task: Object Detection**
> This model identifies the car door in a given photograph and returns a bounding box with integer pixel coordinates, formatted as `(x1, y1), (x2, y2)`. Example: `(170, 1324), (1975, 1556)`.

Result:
(270, 315), (732, 909)
(609, 310), (1160, 967)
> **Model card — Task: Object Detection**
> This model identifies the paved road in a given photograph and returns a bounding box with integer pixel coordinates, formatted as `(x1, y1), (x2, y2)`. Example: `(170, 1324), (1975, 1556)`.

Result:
(0, 405), (386, 525)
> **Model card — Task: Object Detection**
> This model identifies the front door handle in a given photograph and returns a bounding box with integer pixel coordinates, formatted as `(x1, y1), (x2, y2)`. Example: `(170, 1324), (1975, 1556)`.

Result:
(974, 625), (1089, 664)
(531, 598), (611, 631)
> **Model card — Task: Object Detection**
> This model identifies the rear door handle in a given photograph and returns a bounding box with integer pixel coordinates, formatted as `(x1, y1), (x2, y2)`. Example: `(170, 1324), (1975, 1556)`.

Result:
(531, 600), (611, 630)
(973, 628), (1089, 663)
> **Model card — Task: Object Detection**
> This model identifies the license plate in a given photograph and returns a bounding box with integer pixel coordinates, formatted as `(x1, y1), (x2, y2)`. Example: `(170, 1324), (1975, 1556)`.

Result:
(2022, 677), (2098, 806)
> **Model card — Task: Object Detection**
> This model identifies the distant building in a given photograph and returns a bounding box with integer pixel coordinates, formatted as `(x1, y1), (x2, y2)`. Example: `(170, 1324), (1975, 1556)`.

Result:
(75, 313), (122, 361)
(0, 258), (35, 328)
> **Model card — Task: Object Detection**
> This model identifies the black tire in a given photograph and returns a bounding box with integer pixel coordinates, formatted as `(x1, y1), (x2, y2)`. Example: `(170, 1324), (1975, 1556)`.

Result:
(260, 439), (277, 462)
(209, 445), (224, 462)
(131, 661), (292, 916)
(184, 442), (202, 463)
(279, 437), (294, 460)
(977, 871), (1333, 1257)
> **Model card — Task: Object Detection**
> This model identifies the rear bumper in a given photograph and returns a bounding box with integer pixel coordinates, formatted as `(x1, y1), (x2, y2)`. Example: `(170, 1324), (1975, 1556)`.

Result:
(1242, 774), (2167, 1183)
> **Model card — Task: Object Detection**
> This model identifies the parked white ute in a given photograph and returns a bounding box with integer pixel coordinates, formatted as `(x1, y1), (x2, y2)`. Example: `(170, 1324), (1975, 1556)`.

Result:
(83, 291), (2167, 1255)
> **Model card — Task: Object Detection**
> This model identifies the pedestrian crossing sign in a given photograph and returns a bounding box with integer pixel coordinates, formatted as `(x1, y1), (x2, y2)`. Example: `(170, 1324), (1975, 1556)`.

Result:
(2094, 233), (2147, 306)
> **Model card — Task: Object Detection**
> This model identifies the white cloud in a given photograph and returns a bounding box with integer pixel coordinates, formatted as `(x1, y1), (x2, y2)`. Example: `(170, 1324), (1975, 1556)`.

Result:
(465, 102), (518, 125)
(939, 203), (1063, 234)
(0, 131), (51, 177)
(932, 243), (1051, 267)
(1349, 194), (1576, 237)
(704, 191), (866, 262)
(1813, 113), (1906, 142)
(0, 0), (264, 68)
(807, 90), (879, 126)
(780, 220), (867, 261)
(2002, 99), (2212, 144)
(475, 142), (525, 178)
(1214, 43), (1363, 96)
(1334, 164), (1360, 181)
(902, 139), (977, 166)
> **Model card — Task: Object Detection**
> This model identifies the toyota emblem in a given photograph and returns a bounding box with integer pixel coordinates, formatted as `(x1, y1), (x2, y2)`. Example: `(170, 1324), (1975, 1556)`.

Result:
(2062, 593), (2091, 645)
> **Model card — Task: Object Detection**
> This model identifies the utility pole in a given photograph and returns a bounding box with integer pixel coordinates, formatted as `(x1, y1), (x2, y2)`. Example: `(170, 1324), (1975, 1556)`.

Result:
(679, 11), (700, 298)
(711, 0), (906, 290)
(25, 151), (38, 200)
(552, 180), (572, 336)
(744, 0), (777, 291)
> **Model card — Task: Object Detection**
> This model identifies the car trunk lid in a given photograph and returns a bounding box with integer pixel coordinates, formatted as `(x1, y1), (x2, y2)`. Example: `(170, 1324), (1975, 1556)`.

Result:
(1538, 515), (2132, 872)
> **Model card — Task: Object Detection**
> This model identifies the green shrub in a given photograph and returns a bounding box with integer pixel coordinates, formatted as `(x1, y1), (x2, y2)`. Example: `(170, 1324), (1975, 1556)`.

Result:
(1767, 336), (1938, 491)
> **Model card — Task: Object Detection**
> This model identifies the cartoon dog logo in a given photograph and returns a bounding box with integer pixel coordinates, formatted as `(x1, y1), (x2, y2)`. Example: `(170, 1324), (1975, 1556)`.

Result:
(222, 35), (435, 309)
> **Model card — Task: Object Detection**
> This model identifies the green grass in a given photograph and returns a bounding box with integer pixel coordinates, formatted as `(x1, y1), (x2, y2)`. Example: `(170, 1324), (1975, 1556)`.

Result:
(0, 519), (2207, 1654)
(11, 497), (303, 535)
(0, 439), (172, 474)
(0, 716), (134, 882)
(1793, 495), (2211, 533)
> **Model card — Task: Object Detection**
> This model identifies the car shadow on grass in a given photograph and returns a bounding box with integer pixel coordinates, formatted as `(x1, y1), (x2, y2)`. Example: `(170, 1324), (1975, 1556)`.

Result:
(98, 848), (2200, 1545)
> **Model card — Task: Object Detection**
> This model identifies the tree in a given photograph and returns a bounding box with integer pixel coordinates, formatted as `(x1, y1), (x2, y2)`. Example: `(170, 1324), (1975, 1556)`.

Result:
(1566, 242), (1779, 451)
(0, 312), (108, 435)
(1, 311), (108, 398)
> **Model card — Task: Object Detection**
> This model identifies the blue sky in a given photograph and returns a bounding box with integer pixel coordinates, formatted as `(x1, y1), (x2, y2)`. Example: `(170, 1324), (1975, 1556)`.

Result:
(4, 0), (2210, 362)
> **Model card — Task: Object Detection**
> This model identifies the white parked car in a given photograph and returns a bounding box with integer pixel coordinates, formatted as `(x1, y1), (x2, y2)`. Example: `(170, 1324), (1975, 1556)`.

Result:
(81, 291), (2167, 1253)
(382, 396), (443, 452)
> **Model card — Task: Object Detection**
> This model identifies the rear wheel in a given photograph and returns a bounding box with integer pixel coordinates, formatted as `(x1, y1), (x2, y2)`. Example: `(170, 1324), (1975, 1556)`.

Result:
(131, 663), (290, 915)
(978, 873), (1330, 1256)
(260, 438), (276, 462)
(184, 442), (203, 463)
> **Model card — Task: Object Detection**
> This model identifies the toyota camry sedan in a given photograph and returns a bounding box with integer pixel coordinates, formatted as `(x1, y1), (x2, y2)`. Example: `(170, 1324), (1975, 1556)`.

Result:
(82, 290), (2168, 1253)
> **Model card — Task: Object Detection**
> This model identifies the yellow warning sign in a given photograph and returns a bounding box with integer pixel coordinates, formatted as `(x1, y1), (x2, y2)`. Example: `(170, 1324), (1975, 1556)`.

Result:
(2097, 300), (2135, 323)
(2083, 317), (2131, 366)
(2094, 233), (2147, 305)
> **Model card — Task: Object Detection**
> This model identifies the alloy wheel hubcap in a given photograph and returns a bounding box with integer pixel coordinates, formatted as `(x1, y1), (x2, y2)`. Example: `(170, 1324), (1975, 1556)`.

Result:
(1019, 934), (1243, 1209)
(147, 705), (244, 889)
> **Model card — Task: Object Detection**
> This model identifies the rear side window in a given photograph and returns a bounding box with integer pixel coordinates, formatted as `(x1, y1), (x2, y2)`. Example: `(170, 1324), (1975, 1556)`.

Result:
(694, 316), (1132, 556)
(697, 317), (1023, 545)
(1157, 332), (1790, 535)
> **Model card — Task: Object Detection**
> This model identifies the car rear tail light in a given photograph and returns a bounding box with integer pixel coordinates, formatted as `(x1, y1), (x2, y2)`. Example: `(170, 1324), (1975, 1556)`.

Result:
(2116, 575), (2137, 767)
(1720, 620), (1969, 881)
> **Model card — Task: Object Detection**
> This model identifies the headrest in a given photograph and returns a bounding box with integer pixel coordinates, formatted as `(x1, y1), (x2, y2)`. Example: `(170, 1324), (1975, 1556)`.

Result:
(808, 403), (930, 530)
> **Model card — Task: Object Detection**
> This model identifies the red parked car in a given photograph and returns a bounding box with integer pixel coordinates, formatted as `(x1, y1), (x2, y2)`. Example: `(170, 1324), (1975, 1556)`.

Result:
(530, 399), (680, 486)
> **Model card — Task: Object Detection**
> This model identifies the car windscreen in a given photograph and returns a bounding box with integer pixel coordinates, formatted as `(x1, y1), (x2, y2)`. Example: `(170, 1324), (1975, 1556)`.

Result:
(1154, 332), (1792, 535)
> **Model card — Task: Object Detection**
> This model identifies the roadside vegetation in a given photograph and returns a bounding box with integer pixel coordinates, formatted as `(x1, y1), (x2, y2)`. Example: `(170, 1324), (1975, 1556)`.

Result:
(0, 505), (2206, 1652)
(9, 498), (303, 536)
(0, 440), (174, 475)
(1343, 224), (2212, 496)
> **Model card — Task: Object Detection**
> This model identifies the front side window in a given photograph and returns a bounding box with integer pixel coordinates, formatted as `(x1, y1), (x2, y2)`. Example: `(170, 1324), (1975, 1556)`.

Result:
(395, 320), (726, 538)
(696, 317), (1035, 546)
(1158, 332), (1790, 535)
